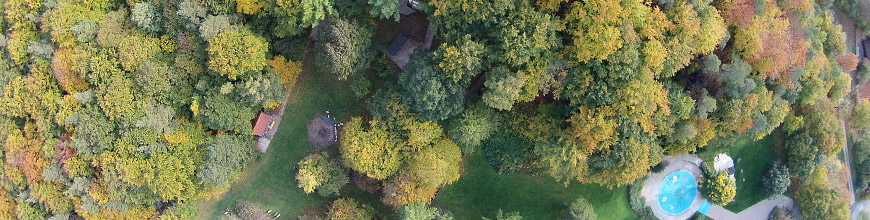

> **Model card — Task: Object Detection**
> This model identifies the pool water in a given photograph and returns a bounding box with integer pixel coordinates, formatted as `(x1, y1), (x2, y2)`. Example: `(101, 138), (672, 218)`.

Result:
(657, 171), (698, 215)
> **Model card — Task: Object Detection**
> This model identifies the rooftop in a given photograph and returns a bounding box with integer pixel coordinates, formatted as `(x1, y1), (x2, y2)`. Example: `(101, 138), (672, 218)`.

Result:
(253, 112), (271, 136)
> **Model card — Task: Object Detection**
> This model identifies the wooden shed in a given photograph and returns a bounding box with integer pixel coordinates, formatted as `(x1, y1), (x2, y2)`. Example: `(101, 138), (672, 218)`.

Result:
(253, 112), (271, 136)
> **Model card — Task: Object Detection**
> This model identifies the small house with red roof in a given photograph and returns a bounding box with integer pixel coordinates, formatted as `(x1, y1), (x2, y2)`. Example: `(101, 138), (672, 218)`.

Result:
(253, 112), (272, 137)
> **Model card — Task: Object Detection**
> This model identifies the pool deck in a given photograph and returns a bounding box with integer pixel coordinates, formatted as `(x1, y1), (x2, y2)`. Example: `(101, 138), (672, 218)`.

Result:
(643, 154), (801, 220)
(642, 154), (705, 220)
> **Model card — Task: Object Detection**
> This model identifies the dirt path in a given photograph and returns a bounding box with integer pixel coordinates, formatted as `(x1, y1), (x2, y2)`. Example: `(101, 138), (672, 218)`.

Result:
(256, 85), (294, 153)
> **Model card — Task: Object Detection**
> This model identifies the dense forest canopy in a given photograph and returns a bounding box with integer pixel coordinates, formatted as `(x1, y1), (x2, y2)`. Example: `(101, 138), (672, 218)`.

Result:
(0, 0), (861, 218)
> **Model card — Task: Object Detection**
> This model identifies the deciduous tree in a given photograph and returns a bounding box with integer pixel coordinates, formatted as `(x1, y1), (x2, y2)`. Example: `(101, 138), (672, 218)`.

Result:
(483, 66), (525, 111)
(317, 18), (373, 81)
(368, 0), (399, 21)
(399, 51), (465, 121)
(837, 52), (859, 72)
(561, 0), (624, 63)
(447, 104), (501, 152)
(340, 117), (402, 180)
(296, 152), (349, 196)
(786, 132), (816, 179)
(198, 93), (257, 133)
(235, 0), (264, 14)
(197, 135), (254, 186)
(701, 172), (736, 206)
(383, 139), (462, 207)
(131, 2), (162, 33)
(797, 168), (850, 220)
(854, 99), (870, 133)
(199, 15), (238, 40)
(762, 160), (791, 197)
(207, 29), (268, 80)
(268, 55), (302, 88)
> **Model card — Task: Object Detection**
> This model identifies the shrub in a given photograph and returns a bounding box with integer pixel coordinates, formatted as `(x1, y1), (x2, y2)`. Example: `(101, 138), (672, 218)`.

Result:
(397, 203), (442, 220)
(483, 210), (522, 220)
(350, 75), (371, 99)
(234, 201), (271, 220)
(629, 180), (645, 214)
(563, 197), (596, 220)
(691, 213), (713, 220)
(767, 206), (794, 220)
(326, 198), (375, 220)
(643, 207), (659, 220)
(629, 178), (658, 220)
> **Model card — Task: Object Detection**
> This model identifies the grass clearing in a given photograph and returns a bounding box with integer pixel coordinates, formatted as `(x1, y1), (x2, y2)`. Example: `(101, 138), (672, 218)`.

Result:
(197, 49), (386, 219)
(200, 31), (637, 220)
(435, 152), (637, 220)
(698, 132), (779, 212)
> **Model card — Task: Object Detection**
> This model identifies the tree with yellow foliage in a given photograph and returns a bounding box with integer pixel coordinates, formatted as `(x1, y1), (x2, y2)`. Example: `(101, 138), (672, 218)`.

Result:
(296, 152), (349, 196)
(268, 55), (302, 88)
(207, 29), (269, 80)
(382, 138), (462, 207)
(702, 172), (736, 206)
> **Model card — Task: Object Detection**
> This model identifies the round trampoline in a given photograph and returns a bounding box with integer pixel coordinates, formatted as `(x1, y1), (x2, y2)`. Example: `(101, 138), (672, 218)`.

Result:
(657, 170), (698, 215)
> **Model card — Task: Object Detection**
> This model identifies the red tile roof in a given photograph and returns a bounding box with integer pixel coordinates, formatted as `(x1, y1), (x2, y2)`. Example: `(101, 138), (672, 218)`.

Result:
(253, 112), (270, 136)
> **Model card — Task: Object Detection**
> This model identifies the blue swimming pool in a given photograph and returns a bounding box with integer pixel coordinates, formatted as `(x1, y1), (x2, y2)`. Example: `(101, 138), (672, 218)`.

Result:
(657, 171), (698, 215)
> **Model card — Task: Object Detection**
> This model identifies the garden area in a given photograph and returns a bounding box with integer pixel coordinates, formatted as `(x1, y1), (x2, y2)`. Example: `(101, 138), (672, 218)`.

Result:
(697, 133), (778, 212)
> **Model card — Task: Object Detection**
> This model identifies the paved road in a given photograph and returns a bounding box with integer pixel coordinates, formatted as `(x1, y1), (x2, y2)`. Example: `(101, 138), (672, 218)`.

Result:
(844, 120), (857, 204)
(704, 196), (797, 220)
(852, 200), (869, 220)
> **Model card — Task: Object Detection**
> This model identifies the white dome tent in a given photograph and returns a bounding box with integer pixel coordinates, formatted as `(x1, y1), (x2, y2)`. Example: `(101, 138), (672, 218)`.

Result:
(713, 153), (736, 178)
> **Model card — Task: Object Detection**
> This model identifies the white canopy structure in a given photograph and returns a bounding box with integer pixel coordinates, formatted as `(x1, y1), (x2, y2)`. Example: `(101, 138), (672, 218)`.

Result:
(713, 153), (734, 173)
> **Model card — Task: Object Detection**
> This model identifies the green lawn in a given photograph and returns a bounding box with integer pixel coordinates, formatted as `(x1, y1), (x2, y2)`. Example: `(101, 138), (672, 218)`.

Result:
(199, 53), (638, 219)
(199, 30), (636, 219)
(197, 50), (388, 219)
(698, 132), (779, 212)
(435, 152), (637, 220)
